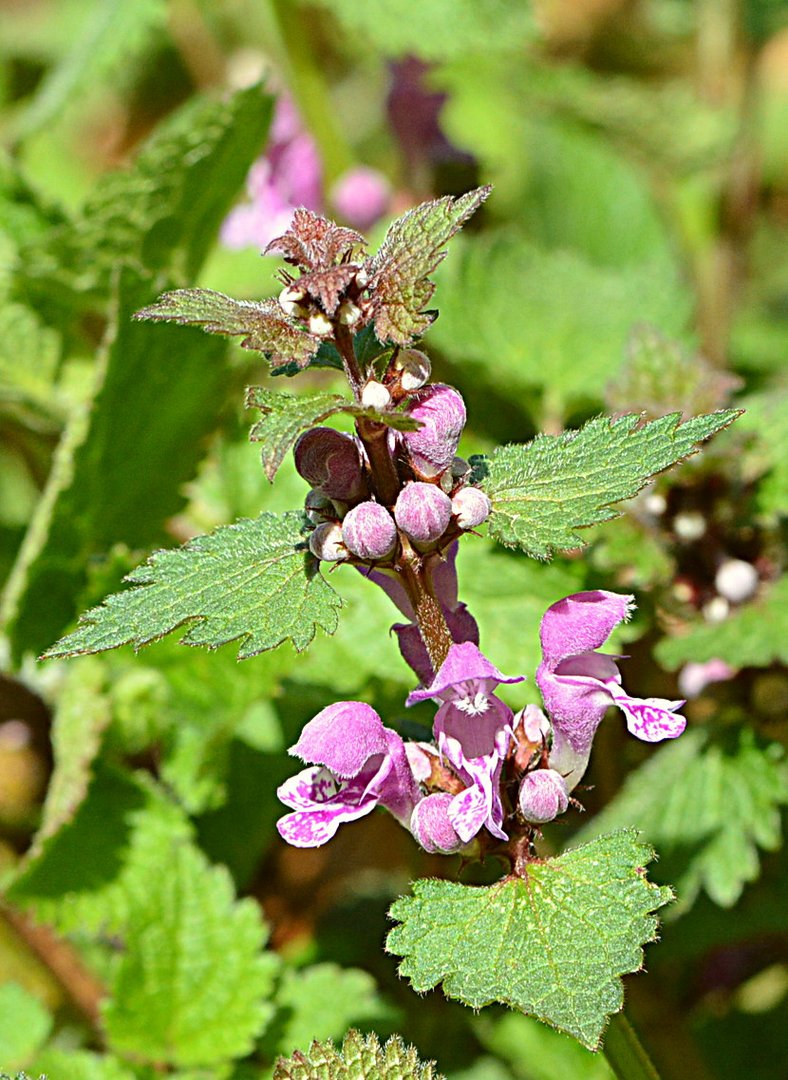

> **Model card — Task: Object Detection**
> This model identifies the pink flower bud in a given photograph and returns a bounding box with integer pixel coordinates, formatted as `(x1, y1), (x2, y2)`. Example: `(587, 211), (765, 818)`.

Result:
(395, 482), (452, 544)
(294, 428), (368, 503)
(518, 769), (569, 824)
(331, 166), (391, 231)
(308, 522), (347, 562)
(341, 501), (397, 560)
(402, 384), (466, 478)
(410, 792), (464, 853)
(451, 486), (491, 529)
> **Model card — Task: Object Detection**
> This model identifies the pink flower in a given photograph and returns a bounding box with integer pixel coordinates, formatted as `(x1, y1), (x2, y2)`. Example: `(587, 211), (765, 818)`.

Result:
(331, 166), (391, 230)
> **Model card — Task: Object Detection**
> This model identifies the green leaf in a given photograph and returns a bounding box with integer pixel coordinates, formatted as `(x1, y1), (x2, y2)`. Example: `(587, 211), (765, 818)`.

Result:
(736, 383), (788, 519)
(0, 302), (62, 418)
(574, 728), (788, 912)
(478, 410), (740, 558)
(102, 839), (278, 1068)
(387, 830), (672, 1051)
(0, 269), (229, 660)
(135, 289), (319, 373)
(274, 1030), (443, 1080)
(245, 387), (419, 481)
(31, 657), (111, 851)
(369, 187), (491, 345)
(8, 764), (193, 935)
(11, 0), (166, 140)
(475, 1012), (614, 1080)
(0, 983), (52, 1069)
(655, 575), (788, 670)
(31, 1050), (136, 1080)
(308, 0), (536, 60)
(429, 232), (693, 410)
(42, 510), (342, 660)
(264, 964), (395, 1057)
(19, 84), (273, 311)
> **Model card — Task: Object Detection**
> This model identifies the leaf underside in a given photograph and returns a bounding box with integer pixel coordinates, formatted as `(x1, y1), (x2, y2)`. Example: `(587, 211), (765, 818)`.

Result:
(369, 186), (492, 345)
(43, 511), (342, 660)
(479, 409), (740, 558)
(387, 829), (672, 1050)
(274, 1030), (442, 1080)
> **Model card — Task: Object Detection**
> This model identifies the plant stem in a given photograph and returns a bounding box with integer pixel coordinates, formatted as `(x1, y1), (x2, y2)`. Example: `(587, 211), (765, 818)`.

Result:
(334, 323), (364, 398)
(603, 1011), (662, 1080)
(401, 560), (453, 674)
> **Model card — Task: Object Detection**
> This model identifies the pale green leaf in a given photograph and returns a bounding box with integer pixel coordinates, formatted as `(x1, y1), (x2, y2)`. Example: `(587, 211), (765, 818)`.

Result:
(11, 0), (166, 140)
(19, 84), (273, 310)
(479, 410), (740, 558)
(274, 1030), (442, 1080)
(655, 576), (788, 670)
(265, 964), (394, 1057)
(31, 1049), (136, 1080)
(387, 830), (672, 1050)
(0, 983), (52, 1069)
(1, 269), (229, 660)
(31, 657), (111, 851)
(369, 187), (491, 345)
(474, 1012), (614, 1080)
(308, 0), (535, 59)
(135, 290), (319, 373)
(102, 840), (278, 1067)
(574, 728), (788, 912)
(8, 765), (193, 935)
(736, 383), (788, 519)
(245, 387), (419, 481)
(42, 511), (342, 660)
(0, 302), (61, 420)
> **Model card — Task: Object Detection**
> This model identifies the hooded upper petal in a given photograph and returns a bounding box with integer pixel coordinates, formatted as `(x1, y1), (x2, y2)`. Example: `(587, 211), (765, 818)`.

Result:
(290, 701), (388, 778)
(406, 641), (523, 706)
(539, 591), (634, 669)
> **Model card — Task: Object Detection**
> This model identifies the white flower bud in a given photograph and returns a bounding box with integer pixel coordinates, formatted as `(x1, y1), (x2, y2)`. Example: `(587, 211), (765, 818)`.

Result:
(644, 492), (667, 517)
(355, 267), (370, 290)
(395, 348), (431, 392)
(337, 299), (362, 326)
(673, 510), (706, 542)
(308, 522), (346, 562)
(361, 379), (391, 411)
(715, 558), (759, 604)
(451, 487), (492, 529)
(703, 595), (730, 623)
(278, 285), (308, 319)
(308, 311), (333, 337)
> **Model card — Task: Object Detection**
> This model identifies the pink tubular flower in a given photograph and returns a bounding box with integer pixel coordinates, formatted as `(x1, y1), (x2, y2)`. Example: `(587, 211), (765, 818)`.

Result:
(408, 642), (524, 842)
(330, 166), (391, 230)
(536, 591), (686, 789)
(276, 701), (420, 848)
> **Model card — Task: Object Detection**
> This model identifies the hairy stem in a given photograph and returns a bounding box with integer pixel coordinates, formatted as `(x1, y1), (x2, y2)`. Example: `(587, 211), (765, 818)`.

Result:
(401, 560), (453, 674)
(603, 1012), (662, 1080)
(334, 323), (364, 398)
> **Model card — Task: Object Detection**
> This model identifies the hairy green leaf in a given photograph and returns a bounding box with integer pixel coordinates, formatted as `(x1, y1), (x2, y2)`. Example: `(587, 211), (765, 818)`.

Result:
(736, 383), (788, 519)
(574, 728), (788, 912)
(274, 1030), (442, 1080)
(11, 0), (166, 140)
(369, 187), (491, 345)
(43, 511), (341, 660)
(0, 983), (52, 1069)
(0, 269), (229, 660)
(429, 232), (692, 409)
(245, 387), (419, 480)
(387, 830), (672, 1050)
(19, 84), (272, 311)
(135, 289), (319, 372)
(31, 1050), (136, 1080)
(655, 575), (788, 670)
(102, 839), (278, 1067)
(478, 410), (740, 558)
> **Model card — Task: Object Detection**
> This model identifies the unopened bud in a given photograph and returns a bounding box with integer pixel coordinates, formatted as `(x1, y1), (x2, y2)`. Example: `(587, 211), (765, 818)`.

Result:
(308, 522), (346, 562)
(673, 510), (706, 542)
(410, 793), (463, 853)
(355, 266), (370, 290)
(402, 384), (466, 478)
(703, 595), (730, 623)
(278, 285), (308, 319)
(395, 348), (431, 392)
(304, 489), (335, 525)
(451, 486), (491, 529)
(294, 428), (368, 503)
(514, 704), (551, 745)
(341, 501), (397, 560)
(361, 379), (391, 411)
(395, 482), (452, 544)
(518, 769), (569, 824)
(715, 558), (758, 604)
(308, 311), (333, 337)
(337, 299), (362, 326)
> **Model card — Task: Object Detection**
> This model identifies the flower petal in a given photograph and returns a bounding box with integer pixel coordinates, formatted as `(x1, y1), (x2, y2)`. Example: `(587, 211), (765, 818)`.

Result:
(607, 687), (687, 742)
(290, 701), (387, 777)
(540, 591), (634, 668)
(407, 641), (523, 705)
(410, 792), (463, 853)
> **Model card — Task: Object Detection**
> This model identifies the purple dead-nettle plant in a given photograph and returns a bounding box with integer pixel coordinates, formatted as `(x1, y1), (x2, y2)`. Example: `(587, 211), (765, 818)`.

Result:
(56, 184), (738, 1049)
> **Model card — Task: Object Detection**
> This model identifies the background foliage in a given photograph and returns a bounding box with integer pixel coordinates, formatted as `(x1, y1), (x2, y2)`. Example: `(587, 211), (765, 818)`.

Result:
(0, 1), (786, 1078)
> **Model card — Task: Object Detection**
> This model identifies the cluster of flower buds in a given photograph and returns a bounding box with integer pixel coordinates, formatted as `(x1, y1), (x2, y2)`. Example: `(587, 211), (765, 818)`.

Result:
(277, 592), (688, 855)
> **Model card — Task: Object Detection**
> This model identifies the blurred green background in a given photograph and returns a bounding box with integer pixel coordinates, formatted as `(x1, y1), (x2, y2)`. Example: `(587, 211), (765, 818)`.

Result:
(0, 2), (786, 1078)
